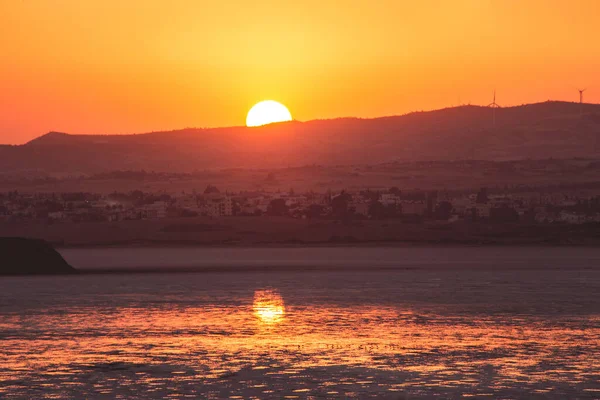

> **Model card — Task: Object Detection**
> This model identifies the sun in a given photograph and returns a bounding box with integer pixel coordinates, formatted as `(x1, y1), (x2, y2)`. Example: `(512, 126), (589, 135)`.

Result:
(246, 100), (292, 127)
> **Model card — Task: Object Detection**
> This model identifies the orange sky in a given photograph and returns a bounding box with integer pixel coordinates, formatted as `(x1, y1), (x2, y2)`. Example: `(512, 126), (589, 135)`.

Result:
(1, 0), (599, 144)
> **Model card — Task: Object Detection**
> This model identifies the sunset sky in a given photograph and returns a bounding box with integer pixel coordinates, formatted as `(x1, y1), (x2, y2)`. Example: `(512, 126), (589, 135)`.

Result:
(1, 0), (599, 144)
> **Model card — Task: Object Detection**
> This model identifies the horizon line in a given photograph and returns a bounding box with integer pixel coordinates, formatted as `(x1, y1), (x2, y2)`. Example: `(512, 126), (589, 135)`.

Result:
(6, 98), (599, 146)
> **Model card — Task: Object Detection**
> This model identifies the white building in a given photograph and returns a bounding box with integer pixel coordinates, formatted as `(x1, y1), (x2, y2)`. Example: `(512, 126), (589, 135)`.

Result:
(176, 195), (202, 214)
(490, 195), (512, 208)
(380, 194), (400, 206)
(559, 211), (587, 224)
(202, 195), (233, 217)
(141, 201), (168, 219)
(451, 197), (472, 215)
(48, 211), (67, 220)
(350, 201), (369, 216)
(473, 203), (491, 218)
(283, 195), (308, 207)
(400, 201), (426, 215)
(535, 212), (555, 224)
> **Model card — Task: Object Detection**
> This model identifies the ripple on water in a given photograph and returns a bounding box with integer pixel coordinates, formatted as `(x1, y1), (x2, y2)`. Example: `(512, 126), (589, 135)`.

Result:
(0, 269), (599, 398)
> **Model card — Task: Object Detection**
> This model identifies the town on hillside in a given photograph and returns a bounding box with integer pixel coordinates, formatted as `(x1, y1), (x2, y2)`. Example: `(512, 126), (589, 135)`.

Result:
(2, 183), (600, 226)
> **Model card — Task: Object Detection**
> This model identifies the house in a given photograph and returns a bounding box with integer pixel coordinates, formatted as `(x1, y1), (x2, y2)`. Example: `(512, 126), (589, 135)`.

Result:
(141, 201), (168, 219)
(559, 211), (586, 224)
(400, 201), (426, 215)
(48, 211), (67, 220)
(380, 194), (400, 206)
(490, 195), (512, 208)
(473, 203), (491, 218)
(256, 199), (271, 213)
(240, 204), (260, 215)
(176, 195), (203, 215)
(201, 194), (233, 217)
(351, 201), (369, 216)
(450, 197), (472, 216)
(448, 214), (461, 223)
(176, 195), (199, 208)
(534, 212), (554, 224)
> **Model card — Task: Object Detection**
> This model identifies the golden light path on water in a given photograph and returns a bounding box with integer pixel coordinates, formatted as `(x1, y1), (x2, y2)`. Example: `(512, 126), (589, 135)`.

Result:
(253, 289), (285, 325)
(0, 268), (599, 399)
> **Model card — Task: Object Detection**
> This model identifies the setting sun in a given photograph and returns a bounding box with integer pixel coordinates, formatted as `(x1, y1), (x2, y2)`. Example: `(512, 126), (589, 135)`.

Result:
(246, 101), (292, 127)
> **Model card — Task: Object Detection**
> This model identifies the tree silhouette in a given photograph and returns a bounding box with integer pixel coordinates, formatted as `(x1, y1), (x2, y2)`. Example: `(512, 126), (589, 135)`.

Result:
(331, 191), (352, 218)
(267, 199), (288, 216)
(476, 187), (489, 204)
(368, 200), (386, 219)
(434, 201), (453, 220)
(204, 185), (220, 194)
(306, 204), (324, 218)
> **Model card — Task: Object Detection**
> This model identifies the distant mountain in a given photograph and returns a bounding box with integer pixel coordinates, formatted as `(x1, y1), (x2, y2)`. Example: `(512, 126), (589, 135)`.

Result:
(2, 101), (600, 175)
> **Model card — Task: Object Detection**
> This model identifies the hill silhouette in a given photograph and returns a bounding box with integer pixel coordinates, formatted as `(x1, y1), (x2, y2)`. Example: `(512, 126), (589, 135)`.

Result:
(2, 101), (600, 174)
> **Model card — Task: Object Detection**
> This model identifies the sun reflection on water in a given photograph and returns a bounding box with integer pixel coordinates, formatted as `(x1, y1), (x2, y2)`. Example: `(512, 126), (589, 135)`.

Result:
(1, 271), (599, 399)
(253, 289), (285, 324)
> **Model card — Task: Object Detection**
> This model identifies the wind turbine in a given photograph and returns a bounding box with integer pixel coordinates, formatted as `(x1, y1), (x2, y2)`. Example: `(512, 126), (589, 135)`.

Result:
(487, 90), (501, 126)
(578, 88), (586, 104)
(578, 88), (586, 116)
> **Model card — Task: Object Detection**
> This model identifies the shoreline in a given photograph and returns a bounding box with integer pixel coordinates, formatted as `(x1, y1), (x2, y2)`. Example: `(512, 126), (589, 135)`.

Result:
(9, 252), (599, 277)
(54, 239), (600, 250)
(3, 216), (600, 249)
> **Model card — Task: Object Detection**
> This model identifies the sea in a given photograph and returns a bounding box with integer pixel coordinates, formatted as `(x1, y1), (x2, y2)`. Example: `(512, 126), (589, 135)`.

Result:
(0, 247), (599, 399)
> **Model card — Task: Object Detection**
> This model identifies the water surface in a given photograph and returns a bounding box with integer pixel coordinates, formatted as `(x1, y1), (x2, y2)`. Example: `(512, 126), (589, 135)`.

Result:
(1, 247), (599, 399)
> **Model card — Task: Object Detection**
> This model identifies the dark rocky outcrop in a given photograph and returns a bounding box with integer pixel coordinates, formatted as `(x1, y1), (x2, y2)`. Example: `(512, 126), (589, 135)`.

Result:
(0, 238), (76, 275)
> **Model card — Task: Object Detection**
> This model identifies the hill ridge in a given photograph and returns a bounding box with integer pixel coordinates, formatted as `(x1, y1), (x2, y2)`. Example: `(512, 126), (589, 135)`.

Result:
(23, 100), (595, 143)
(23, 100), (600, 145)
(2, 101), (599, 174)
